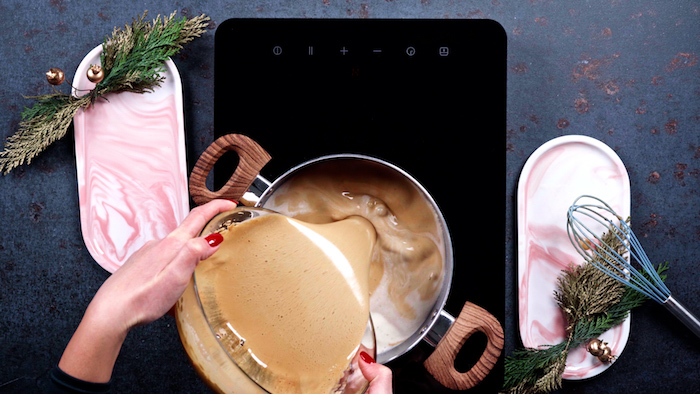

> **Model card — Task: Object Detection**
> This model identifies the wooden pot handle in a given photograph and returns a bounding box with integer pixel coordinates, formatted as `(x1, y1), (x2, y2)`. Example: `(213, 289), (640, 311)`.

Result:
(423, 302), (504, 391)
(189, 134), (271, 206)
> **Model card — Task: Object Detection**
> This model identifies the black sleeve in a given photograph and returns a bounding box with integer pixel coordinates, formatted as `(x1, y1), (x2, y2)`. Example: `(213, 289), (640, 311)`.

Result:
(45, 366), (111, 393)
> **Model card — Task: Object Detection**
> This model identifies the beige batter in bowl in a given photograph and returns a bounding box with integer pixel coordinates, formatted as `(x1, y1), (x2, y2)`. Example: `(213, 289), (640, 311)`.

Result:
(176, 278), (265, 393)
(175, 206), (375, 393)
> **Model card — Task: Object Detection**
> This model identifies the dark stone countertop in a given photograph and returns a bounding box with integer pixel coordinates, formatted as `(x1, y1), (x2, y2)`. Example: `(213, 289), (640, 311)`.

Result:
(1, 1), (698, 393)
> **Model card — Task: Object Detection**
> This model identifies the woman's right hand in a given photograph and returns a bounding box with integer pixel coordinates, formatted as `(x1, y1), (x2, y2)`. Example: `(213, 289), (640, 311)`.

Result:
(359, 351), (393, 393)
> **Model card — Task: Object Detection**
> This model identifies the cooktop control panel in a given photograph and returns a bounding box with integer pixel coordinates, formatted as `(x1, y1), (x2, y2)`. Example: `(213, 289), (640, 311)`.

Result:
(214, 18), (506, 392)
(215, 19), (505, 179)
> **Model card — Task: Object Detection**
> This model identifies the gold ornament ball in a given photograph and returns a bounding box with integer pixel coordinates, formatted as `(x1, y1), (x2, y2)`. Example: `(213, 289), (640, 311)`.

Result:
(46, 68), (65, 85)
(587, 339), (605, 357)
(87, 65), (104, 83)
(597, 346), (613, 363)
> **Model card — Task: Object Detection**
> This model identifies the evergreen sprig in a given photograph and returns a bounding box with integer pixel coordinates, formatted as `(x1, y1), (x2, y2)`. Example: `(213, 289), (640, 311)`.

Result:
(0, 10), (209, 174)
(502, 220), (669, 394)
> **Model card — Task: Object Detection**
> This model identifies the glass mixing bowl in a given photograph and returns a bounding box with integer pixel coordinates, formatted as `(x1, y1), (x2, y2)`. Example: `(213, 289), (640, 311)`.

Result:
(176, 207), (376, 394)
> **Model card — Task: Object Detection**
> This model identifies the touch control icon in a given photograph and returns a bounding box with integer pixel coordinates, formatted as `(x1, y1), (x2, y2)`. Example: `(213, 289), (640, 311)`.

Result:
(272, 46), (282, 55)
(439, 47), (449, 56)
(406, 46), (416, 56)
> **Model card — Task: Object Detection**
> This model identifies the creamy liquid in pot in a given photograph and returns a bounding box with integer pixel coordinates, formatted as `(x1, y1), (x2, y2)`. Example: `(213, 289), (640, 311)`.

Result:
(195, 213), (376, 393)
(263, 161), (446, 354)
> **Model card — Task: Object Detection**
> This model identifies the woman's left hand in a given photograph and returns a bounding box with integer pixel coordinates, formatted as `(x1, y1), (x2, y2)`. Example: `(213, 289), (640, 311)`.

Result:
(90, 199), (236, 331)
(58, 199), (237, 383)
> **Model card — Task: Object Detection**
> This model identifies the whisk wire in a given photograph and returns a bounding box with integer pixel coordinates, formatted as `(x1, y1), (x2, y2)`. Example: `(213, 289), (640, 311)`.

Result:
(567, 195), (700, 338)
(566, 195), (670, 304)
(614, 214), (671, 301)
(568, 217), (659, 302)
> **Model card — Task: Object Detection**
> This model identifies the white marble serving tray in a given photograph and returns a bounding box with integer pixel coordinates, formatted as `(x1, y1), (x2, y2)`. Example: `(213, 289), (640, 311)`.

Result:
(73, 46), (189, 273)
(517, 135), (631, 380)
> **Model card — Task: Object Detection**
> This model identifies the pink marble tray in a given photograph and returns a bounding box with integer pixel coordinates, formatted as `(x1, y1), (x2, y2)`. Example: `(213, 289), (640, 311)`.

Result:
(73, 46), (189, 273)
(517, 135), (631, 380)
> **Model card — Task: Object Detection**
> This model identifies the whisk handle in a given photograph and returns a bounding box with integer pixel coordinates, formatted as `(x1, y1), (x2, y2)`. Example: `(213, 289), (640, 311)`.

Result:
(664, 296), (700, 338)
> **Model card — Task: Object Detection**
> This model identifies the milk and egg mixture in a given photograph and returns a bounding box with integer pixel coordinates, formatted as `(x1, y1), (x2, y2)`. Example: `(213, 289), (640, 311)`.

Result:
(195, 213), (376, 393)
(263, 161), (446, 354)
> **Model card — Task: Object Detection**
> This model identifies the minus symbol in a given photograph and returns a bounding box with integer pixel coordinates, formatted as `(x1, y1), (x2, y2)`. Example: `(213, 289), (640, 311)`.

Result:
(373, 49), (382, 53)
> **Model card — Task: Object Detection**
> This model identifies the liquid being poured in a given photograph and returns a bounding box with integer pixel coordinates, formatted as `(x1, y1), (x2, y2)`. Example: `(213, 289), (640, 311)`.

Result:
(195, 213), (376, 393)
(263, 161), (446, 354)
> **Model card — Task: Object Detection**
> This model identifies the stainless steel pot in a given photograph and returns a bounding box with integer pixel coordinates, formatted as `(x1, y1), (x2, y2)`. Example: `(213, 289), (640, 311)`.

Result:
(187, 134), (504, 390)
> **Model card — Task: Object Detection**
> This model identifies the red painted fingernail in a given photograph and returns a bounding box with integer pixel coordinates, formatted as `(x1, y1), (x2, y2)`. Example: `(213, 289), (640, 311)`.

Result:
(205, 233), (224, 247)
(360, 351), (375, 364)
(226, 199), (239, 205)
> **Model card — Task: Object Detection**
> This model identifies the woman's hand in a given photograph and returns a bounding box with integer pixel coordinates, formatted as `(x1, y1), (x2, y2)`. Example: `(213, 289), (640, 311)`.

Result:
(58, 199), (237, 383)
(359, 351), (393, 393)
(89, 199), (236, 330)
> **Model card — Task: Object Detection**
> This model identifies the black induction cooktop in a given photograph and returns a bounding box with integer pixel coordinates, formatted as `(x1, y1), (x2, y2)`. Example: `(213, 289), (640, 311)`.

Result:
(214, 19), (506, 393)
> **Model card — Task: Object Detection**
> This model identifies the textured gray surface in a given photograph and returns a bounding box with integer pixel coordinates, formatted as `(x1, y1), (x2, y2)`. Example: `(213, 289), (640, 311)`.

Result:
(0, 1), (698, 393)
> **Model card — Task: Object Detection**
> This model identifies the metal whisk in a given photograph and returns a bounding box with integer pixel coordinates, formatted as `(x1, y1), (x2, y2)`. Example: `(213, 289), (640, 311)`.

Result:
(566, 195), (700, 338)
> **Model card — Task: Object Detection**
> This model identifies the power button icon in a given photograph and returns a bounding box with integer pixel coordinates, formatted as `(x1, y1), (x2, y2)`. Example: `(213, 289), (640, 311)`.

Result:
(272, 46), (283, 55)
